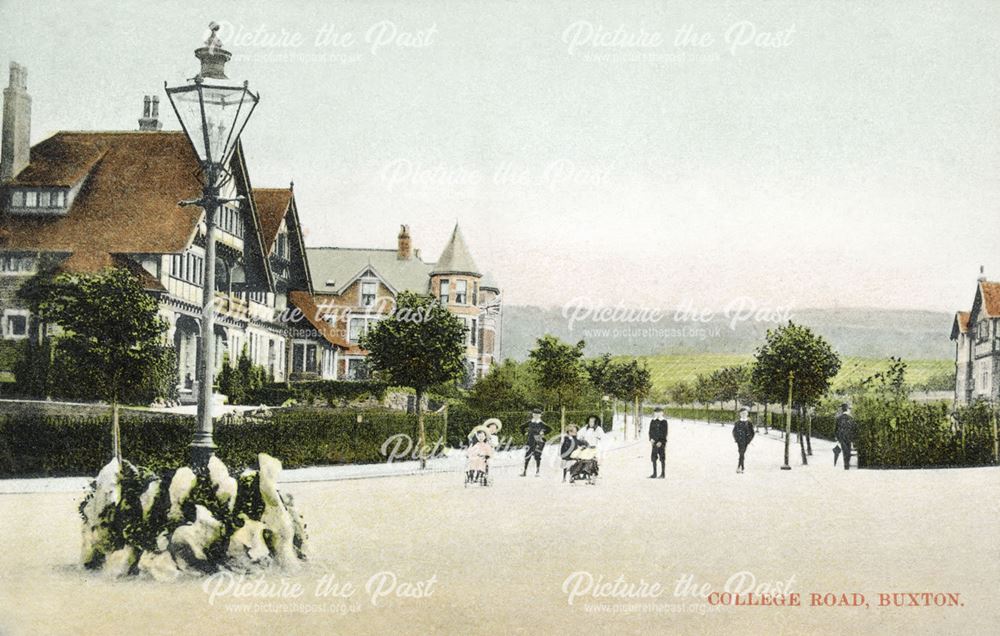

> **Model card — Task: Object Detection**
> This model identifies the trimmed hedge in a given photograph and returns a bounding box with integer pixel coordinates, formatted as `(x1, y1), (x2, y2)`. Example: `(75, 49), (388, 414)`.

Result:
(249, 380), (390, 407)
(0, 408), (444, 477)
(667, 402), (998, 468)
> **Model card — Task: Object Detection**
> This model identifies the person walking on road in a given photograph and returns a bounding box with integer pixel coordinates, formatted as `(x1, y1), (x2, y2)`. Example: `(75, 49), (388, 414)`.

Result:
(732, 407), (755, 473)
(648, 407), (668, 479)
(521, 408), (551, 477)
(835, 403), (857, 470)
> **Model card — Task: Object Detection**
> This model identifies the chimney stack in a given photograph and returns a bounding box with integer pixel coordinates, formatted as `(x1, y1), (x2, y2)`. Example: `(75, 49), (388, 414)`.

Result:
(397, 224), (412, 260)
(138, 95), (162, 131)
(1, 62), (31, 182)
(978, 266), (987, 282)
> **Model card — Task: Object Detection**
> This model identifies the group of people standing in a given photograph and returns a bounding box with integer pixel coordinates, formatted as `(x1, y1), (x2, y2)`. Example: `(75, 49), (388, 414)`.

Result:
(466, 402), (860, 484)
(648, 403), (859, 475)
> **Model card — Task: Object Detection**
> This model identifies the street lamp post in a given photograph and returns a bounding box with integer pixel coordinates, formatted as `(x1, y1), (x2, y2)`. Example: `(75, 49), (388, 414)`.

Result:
(165, 22), (259, 468)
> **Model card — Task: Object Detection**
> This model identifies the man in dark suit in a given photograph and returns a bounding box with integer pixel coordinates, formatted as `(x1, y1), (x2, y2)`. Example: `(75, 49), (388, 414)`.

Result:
(732, 407), (755, 473)
(648, 407), (668, 478)
(835, 403), (857, 470)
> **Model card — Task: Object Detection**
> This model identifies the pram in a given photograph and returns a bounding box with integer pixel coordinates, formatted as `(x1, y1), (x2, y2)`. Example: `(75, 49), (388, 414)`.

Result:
(464, 447), (493, 487)
(568, 446), (599, 484)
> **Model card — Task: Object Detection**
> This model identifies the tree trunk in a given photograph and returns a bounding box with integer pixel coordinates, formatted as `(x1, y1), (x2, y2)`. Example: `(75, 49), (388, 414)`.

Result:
(112, 400), (121, 464)
(416, 388), (426, 469)
(806, 409), (813, 455)
(798, 405), (808, 465)
(560, 405), (566, 439)
(782, 373), (793, 470)
(634, 396), (640, 438)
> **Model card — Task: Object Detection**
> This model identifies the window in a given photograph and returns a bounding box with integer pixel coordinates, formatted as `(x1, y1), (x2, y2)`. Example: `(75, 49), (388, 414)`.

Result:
(3, 310), (29, 339)
(53, 190), (66, 207)
(169, 251), (204, 285)
(349, 315), (380, 344)
(361, 281), (377, 307)
(276, 232), (289, 260)
(473, 282), (478, 306)
(10, 190), (24, 207)
(38, 191), (50, 207)
(349, 317), (365, 343)
(24, 191), (37, 207)
(470, 318), (477, 346)
(347, 358), (370, 380)
(978, 320), (989, 342)
(1, 255), (36, 275)
(292, 342), (318, 373)
(439, 279), (450, 305)
(455, 280), (467, 305)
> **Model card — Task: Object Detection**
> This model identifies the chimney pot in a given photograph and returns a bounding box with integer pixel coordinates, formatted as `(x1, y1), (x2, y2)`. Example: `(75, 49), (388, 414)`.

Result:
(397, 224), (412, 260)
(1, 61), (31, 182)
(138, 94), (162, 131)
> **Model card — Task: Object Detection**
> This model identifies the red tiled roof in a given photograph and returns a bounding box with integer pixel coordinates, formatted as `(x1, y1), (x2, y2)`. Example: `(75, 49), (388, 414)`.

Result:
(288, 290), (348, 348)
(253, 187), (292, 255)
(1, 131), (203, 255)
(980, 281), (1000, 317)
(955, 311), (970, 334)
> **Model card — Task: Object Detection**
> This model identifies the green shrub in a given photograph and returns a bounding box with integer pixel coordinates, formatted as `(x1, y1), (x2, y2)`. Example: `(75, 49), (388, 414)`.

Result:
(0, 408), (448, 476)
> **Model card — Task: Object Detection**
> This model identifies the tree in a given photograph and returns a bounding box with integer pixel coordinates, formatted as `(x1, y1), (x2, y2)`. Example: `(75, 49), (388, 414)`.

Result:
(752, 322), (841, 467)
(617, 359), (653, 438)
(361, 291), (467, 467)
(693, 373), (716, 415)
(22, 267), (174, 463)
(668, 381), (694, 408)
(528, 335), (587, 436)
(467, 359), (532, 412)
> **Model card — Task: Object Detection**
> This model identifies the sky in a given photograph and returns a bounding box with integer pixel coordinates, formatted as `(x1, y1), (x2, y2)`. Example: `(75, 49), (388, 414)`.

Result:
(1, 0), (998, 313)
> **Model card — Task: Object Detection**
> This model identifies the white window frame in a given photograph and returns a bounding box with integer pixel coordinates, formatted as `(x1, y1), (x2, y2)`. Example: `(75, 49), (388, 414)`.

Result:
(0, 254), (37, 275)
(454, 279), (467, 305)
(2, 309), (30, 340)
(360, 280), (377, 307)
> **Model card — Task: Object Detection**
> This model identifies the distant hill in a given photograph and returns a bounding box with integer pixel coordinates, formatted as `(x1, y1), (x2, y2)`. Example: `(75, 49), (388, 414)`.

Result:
(499, 305), (954, 362)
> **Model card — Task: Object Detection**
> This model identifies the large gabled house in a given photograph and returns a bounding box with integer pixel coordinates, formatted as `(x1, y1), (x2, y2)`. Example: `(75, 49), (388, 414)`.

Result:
(0, 61), (335, 399)
(295, 224), (502, 384)
(950, 272), (1000, 405)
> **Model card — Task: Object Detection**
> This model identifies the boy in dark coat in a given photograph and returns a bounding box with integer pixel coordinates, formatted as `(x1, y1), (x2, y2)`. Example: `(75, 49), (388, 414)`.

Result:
(648, 407), (669, 478)
(732, 407), (755, 473)
(520, 408), (551, 477)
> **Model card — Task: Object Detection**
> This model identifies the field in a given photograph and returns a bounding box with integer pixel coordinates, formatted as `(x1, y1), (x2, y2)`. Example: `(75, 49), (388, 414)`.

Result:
(626, 354), (953, 395)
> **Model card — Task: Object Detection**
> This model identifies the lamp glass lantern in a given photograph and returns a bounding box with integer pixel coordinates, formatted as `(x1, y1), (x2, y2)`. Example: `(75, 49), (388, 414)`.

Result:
(165, 80), (258, 170)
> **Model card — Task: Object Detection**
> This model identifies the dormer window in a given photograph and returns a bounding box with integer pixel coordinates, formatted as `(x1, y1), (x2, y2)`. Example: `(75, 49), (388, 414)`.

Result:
(7, 188), (69, 214)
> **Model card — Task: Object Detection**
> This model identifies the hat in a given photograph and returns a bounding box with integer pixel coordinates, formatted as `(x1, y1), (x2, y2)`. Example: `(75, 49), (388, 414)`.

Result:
(841, 402), (850, 411)
(467, 425), (490, 440)
(739, 407), (749, 414)
(566, 424), (579, 434)
(531, 407), (543, 415)
(482, 418), (502, 432)
(653, 406), (664, 413)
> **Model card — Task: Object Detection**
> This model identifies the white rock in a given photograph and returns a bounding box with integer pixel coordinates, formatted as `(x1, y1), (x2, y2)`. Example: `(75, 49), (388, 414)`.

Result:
(81, 458), (121, 565)
(139, 479), (161, 519)
(102, 546), (136, 578)
(138, 550), (180, 582)
(257, 454), (299, 569)
(170, 504), (223, 565)
(226, 515), (271, 570)
(167, 467), (197, 521)
(208, 456), (238, 513)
